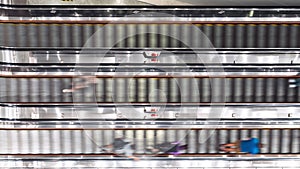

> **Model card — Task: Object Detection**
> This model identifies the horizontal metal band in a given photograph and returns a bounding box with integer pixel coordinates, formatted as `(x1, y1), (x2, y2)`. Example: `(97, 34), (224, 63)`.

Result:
(2, 48), (300, 65)
(0, 105), (300, 120)
(0, 157), (299, 168)
(1, 0), (300, 7)
(0, 120), (299, 129)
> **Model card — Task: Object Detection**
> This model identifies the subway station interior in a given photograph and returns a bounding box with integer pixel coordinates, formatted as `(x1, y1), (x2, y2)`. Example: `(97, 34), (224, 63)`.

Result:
(1, 0), (300, 168)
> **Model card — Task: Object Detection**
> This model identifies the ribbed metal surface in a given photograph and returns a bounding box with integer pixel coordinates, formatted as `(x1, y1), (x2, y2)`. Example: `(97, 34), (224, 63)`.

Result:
(0, 77), (299, 103)
(1, 23), (300, 48)
(0, 128), (298, 154)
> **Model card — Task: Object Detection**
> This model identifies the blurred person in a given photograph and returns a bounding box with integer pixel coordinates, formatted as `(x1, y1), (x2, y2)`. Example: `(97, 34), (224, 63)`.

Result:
(219, 138), (263, 154)
(101, 136), (139, 160)
(63, 76), (97, 93)
(146, 141), (188, 155)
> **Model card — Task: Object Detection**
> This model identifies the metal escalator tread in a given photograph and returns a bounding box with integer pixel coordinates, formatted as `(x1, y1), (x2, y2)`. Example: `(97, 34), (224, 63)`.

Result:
(2, 77), (300, 103)
(2, 23), (300, 48)
(0, 128), (299, 154)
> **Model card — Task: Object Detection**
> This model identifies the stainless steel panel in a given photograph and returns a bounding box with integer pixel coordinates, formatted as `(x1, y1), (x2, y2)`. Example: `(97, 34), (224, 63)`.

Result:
(203, 24), (213, 48)
(135, 130), (144, 153)
(1, 158), (300, 168)
(39, 24), (49, 47)
(61, 24), (70, 47)
(208, 130), (217, 153)
(277, 78), (286, 102)
(115, 78), (125, 102)
(282, 129), (290, 153)
(178, 130), (188, 147)
(180, 78), (189, 102)
(212, 78), (224, 103)
(19, 130), (30, 154)
(224, 78), (232, 102)
(62, 78), (72, 102)
(0, 78), (6, 102)
(10, 130), (19, 154)
(148, 78), (157, 102)
(6, 77), (15, 102)
(159, 24), (168, 48)
(188, 130), (196, 153)
(3, 0), (300, 6)
(240, 129), (248, 140)
(199, 129), (207, 153)
(156, 130), (164, 145)
(287, 86), (296, 102)
(82, 24), (93, 46)
(127, 24), (136, 48)
(170, 78), (179, 102)
(268, 24), (277, 48)
(252, 130), (259, 140)
(202, 78), (210, 102)
(96, 78), (104, 102)
(40, 130), (51, 154)
(279, 25), (288, 48)
(230, 130), (238, 143)
(292, 130), (299, 154)
(30, 130), (40, 154)
(115, 24), (125, 48)
(261, 130), (269, 154)
(128, 78), (136, 102)
(214, 24), (223, 48)
(255, 78), (264, 102)
(3, 105), (300, 119)
(91, 130), (101, 150)
(257, 25), (266, 48)
(137, 78), (146, 102)
(0, 24), (3, 46)
(136, 23), (146, 48)
(266, 78), (275, 102)
(149, 24), (157, 48)
(3, 49), (300, 64)
(168, 24), (178, 48)
(290, 25), (299, 48)
(16, 24), (27, 47)
(0, 130), (10, 153)
(72, 25), (81, 47)
(181, 24), (190, 48)
(49, 24), (59, 47)
(244, 78), (253, 102)
(29, 78), (39, 102)
(246, 25), (255, 48)
(27, 24), (38, 47)
(271, 129), (280, 153)
(190, 78), (200, 103)
(145, 130), (154, 150)
(225, 25), (234, 48)
(40, 78), (50, 102)
(51, 78), (61, 102)
(72, 130), (82, 154)
(236, 24), (245, 48)
(51, 130), (61, 154)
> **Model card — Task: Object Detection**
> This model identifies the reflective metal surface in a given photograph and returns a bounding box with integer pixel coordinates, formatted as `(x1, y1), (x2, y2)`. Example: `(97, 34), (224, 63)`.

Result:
(1, 158), (300, 169)
(0, 128), (298, 157)
(0, 119), (300, 128)
(2, 0), (300, 6)
(2, 48), (300, 64)
(1, 1), (300, 168)
(0, 105), (300, 120)
(2, 23), (300, 48)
